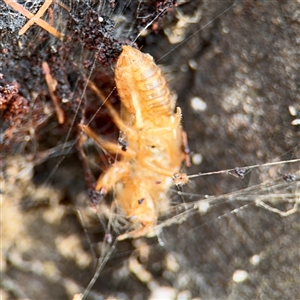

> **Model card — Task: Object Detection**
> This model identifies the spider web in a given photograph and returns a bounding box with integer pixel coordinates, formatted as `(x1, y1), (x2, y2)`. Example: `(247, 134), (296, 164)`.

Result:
(1, 1), (299, 299)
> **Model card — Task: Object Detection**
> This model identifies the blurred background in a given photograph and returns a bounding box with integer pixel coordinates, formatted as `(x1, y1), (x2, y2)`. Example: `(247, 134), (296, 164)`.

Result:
(1, 0), (299, 299)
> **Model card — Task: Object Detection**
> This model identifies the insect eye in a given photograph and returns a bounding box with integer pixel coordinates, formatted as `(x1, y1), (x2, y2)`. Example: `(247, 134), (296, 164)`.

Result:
(138, 198), (145, 205)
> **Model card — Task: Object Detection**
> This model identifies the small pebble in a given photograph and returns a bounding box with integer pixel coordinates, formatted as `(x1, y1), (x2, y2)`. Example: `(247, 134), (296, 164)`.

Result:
(190, 97), (207, 112)
(192, 153), (203, 165)
(232, 270), (248, 283)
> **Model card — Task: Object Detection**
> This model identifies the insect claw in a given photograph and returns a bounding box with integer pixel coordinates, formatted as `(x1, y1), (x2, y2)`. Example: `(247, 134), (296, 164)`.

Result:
(88, 188), (106, 206)
(172, 173), (189, 186)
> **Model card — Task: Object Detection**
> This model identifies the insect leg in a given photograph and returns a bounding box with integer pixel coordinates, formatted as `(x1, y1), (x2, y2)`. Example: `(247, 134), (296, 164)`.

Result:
(77, 130), (96, 189)
(95, 161), (130, 192)
(182, 131), (191, 167)
(79, 124), (136, 159)
(117, 221), (157, 241)
(79, 124), (136, 194)
(87, 80), (136, 138)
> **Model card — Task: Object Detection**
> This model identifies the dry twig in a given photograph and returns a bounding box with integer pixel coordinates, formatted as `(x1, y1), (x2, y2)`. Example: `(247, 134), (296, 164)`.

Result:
(42, 61), (65, 124)
(3, 0), (62, 39)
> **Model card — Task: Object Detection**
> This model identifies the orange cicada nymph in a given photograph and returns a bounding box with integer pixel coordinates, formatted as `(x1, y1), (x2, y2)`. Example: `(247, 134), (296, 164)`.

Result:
(80, 46), (189, 240)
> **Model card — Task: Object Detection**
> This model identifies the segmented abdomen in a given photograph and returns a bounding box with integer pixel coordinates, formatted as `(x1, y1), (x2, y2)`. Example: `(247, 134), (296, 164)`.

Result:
(115, 46), (175, 116)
